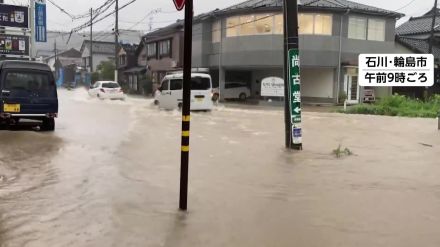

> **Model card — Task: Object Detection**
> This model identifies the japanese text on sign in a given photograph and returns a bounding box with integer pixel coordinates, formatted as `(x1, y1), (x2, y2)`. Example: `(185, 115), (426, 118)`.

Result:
(359, 54), (434, 87)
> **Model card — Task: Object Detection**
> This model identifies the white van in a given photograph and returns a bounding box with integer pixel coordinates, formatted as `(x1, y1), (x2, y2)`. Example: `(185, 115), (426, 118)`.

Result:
(155, 73), (214, 111)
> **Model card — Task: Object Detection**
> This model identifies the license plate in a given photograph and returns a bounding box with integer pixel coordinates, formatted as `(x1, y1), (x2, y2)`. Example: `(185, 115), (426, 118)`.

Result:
(4, 104), (20, 113)
(196, 98), (203, 102)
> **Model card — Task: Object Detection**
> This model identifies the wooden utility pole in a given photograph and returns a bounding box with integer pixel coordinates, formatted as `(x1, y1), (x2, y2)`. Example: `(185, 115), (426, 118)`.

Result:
(114, 0), (119, 81)
(283, 0), (302, 150)
(429, 0), (438, 53)
(179, 0), (193, 211)
(90, 8), (93, 73)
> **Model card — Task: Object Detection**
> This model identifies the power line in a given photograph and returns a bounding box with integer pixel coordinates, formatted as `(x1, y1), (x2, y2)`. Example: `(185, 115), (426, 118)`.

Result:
(126, 8), (161, 30)
(67, 0), (137, 43)
(393, 0), (418, 12)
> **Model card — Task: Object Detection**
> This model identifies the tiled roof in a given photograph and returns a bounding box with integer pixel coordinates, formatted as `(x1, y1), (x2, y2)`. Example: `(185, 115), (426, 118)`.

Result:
(81, 41), (115, 55)
(216, 0), (403, 17)
(120, 43), (139, 53)
(397, 9), (440, 35)
(396, 36), (440, 59)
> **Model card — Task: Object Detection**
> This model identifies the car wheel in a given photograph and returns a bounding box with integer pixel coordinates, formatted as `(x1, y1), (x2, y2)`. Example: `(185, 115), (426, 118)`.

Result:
(239, 93), (247, 101)
(41, 118), (55, 131)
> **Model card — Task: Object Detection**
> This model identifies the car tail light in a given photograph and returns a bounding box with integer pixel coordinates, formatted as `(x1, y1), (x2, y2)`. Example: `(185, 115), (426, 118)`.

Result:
(119, 88), (123, 92)
(100, 88), (105, 93)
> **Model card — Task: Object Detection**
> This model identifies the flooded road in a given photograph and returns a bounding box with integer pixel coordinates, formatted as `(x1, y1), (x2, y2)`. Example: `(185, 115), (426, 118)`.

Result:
(1, 88), (440, 247)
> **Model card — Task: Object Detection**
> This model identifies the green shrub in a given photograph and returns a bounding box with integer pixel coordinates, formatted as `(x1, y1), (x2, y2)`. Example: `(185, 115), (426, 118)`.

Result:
(342, 94), (440, 118)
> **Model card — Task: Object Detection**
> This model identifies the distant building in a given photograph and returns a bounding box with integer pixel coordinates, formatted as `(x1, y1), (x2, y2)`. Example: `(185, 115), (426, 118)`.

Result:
(395, 8), (440, 97)
(144, 0), (403, 104)
(117, 43), (149, 94)
(44, 48), (82, 71)
(143, 21), (184, 87)
(79, 40), (115, 72)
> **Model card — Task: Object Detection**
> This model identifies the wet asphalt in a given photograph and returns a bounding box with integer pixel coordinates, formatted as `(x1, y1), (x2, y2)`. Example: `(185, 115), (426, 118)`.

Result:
(0, 88), (440, 247)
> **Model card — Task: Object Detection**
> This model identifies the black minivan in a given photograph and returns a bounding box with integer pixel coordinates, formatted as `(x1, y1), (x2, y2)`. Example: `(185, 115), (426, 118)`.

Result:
(0, 61), (58, 131)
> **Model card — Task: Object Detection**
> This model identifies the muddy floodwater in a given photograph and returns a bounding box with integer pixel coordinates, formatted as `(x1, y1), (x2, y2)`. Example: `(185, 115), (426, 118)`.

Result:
(0, 89), (439, 247)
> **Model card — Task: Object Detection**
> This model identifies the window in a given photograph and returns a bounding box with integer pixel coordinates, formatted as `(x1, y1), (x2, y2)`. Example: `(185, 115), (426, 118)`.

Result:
(147, 42), (157, 59)
(4, 71), (55, 96)
(170, 79), (183, 90)
(102, 83), (120, 88)
(348, 17), (367, 40)
(274, 14), (284, 34)
(119, 55), (126, 66)
(255, 14), (273, 34)
(299, 13), (332, 35)
(314, 14), (332, 35)
(159, 40), (171, 57)
(212, 20), (221, 43)
(226, 16), (239, 37)
(368, 19), (385, 41)
(159, 80), (169, 91)
(299, 14), (314, 34)
(240, 15), (256, 35)
(191, 77), (211, 90)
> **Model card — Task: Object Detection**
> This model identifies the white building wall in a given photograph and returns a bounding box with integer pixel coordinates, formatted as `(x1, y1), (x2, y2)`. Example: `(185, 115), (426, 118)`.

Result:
(302, 68), (334, 99)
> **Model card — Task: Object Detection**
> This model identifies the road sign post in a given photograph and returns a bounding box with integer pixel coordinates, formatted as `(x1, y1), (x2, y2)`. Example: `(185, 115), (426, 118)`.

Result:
(174, 0), (192, 211)
(283, 0), (302, 150)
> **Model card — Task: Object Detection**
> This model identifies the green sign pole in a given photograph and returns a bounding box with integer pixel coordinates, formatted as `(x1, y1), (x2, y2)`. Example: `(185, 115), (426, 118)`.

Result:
(288, 49), (302, 148)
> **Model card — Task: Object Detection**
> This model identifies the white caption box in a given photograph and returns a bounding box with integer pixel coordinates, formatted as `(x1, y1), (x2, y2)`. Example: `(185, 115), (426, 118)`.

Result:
(359, 54), (434, 87)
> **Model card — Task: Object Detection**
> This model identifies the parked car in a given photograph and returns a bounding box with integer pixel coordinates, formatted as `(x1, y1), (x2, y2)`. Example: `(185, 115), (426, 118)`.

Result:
(223, 82), (251, 101)
(155, 73), (214, 111)
(89, 81), (125, 100)
(0, 60), (58, 131)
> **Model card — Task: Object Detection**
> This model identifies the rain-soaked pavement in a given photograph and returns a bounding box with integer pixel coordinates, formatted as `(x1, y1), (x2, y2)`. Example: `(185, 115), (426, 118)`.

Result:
(0, 88), (440, 247)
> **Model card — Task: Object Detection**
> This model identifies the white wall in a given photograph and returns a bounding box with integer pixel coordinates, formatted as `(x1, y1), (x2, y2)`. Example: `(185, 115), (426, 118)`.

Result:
(301, 68), (334, 98)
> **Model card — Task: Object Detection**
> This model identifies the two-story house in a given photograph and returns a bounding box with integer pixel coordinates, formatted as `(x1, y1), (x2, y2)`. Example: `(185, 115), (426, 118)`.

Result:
(394, 8), (440, 98)
(146, 0), (403, 104)
(117, 43), (141, 92)
(80, 40), (116, 73)
(143, 21), (184, 87)
(192, 0), (403, 103)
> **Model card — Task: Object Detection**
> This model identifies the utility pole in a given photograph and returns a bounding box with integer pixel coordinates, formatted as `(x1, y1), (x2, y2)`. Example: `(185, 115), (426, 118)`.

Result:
(114, 0), (119, 82)
(427, 0), (438, 99)
(29, 0), (35, 60)
(54, 40), (57, 61)
(283, 0), (302, 150)
(179, 0), (193, 211)
(429, 0), (438, 53)
(90, 8), (93, 73)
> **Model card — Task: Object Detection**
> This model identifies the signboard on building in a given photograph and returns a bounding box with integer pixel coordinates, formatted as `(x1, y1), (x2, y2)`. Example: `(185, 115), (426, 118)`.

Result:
(261, 77), (284, 97)
(35, 0), (47, 42)
(0, 4), (29, 29)
(288, 49), (302, 145)
(359, 54), (434, 87)
(0, 34), (29, 56)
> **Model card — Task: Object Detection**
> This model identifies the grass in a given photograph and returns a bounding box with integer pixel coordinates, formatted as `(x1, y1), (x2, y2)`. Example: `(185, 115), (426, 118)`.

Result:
(341, 94), (440, 118)
(332, 144), (354, 158)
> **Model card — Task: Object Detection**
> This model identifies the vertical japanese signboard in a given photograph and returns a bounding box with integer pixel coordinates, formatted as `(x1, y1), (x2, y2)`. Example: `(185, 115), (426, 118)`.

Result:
(288, 49), (302, 145)
(35, 0), (47, 42)
(0, 4), (28, 29)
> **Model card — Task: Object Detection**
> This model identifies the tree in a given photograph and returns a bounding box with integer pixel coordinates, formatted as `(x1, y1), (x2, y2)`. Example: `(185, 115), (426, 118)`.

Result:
(96, 60), (115, 81)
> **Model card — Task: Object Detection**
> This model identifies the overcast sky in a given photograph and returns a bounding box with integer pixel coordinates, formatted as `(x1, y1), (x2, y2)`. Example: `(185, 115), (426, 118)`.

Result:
(7, 0), (436, 32)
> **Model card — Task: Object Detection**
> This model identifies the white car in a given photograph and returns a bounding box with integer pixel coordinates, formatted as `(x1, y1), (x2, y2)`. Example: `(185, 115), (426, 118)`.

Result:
(155, 73), (214, 111)
(89, 81), (125, 100)
(223, 82), (251, 101)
